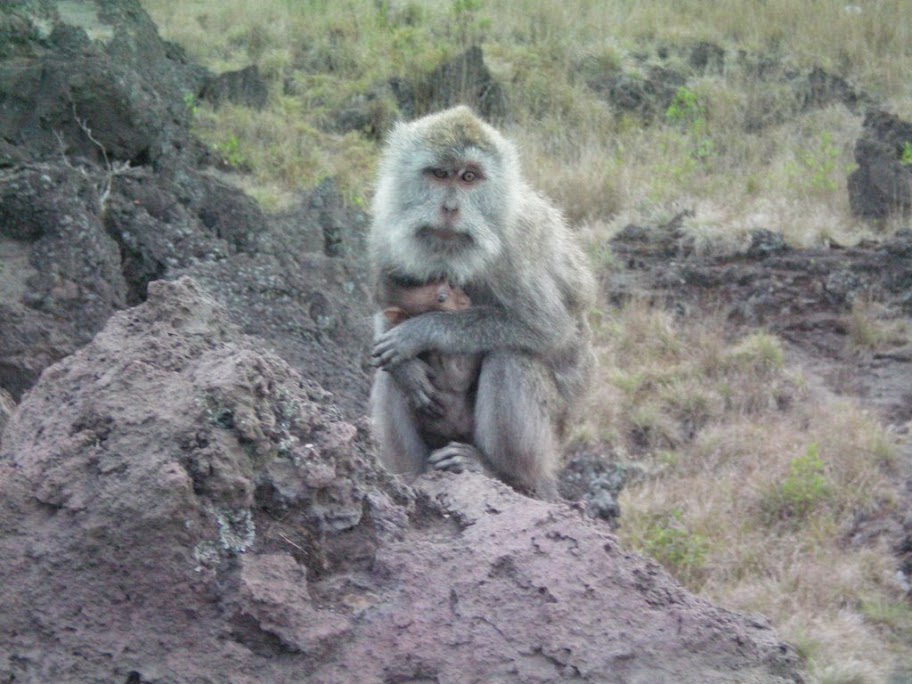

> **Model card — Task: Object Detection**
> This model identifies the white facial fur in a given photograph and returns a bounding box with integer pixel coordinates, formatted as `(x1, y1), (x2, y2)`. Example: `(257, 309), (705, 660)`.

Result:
(370, 106), (522, 285)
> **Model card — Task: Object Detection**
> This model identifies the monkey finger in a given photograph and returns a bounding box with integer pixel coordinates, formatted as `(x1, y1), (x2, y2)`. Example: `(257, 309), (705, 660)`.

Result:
(369, 352), (393, 368)
(414, 395), (445, 419)
(407, 380), (444, 417)
(371, 341), (403, 368)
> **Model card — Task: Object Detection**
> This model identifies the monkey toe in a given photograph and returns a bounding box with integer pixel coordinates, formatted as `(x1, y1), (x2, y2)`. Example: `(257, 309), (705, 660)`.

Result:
(428, 442), (483, 473)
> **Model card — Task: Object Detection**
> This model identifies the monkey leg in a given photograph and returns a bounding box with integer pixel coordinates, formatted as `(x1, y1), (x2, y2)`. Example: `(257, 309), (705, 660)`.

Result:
(427, 441), (487, 474)
(369, 369), (431, 476)
(473, 351), (563, 500)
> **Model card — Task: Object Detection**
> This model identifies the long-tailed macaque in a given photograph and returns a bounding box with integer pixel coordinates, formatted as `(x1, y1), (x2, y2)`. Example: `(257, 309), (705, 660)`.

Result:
(381, 279), (479, 451)
(368, 106), (596, 498)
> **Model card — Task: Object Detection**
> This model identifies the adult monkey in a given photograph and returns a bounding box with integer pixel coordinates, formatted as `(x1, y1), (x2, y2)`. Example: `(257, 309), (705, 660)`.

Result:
(369, 106), (595, 498)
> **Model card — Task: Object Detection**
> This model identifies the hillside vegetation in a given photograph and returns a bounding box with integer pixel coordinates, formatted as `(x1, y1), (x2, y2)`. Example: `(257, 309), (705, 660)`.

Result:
(140, 1), (912, 681)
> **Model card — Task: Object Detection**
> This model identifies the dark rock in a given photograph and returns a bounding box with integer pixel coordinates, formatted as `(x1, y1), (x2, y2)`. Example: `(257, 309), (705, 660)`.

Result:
(331, 47), (506, 134)
(266, 178), (370, 261)
(331, 85), (400, 139)
(0, 0), (374, 419)
(47, 21), (92, 53)
(848, 109), (912, 219)
(333, 46), (508, 132)
(881, 228), (912, 258)
(800, 66), (865, 112)
(559, 448), (632, 528)
(0, 1), (54, 60)
(102, 166), (268, 304)
(0, 164), (127, 399)
(0, 0), (205, 167)
(744, 229), (790, 259)
(614, 223), (654, 242)
(689, 42), (725, 73)
(419, 45), (508, 121)
(298, 178), (369, 259)
(611, 211), (695, 260)
(589, 66), (685, 120)
(201, 64), (269, 110)
(388, 75), (416, 119)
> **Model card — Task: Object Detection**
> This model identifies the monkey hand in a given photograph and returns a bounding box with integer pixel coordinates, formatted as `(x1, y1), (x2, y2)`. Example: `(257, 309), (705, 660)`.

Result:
(372, 317), (430, 368)
(428, 442), (485, 474)
(386, 358), (445, 418)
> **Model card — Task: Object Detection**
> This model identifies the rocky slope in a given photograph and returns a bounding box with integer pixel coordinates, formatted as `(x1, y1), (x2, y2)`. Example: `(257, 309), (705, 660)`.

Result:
(0, 0), (373, 419)
(0, 277), (802, 683)
(2, 1), (911, 681)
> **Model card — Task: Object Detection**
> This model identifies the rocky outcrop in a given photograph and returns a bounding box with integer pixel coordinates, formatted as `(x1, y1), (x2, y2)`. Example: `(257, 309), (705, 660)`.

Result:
(582, 42), (869, 129)
(848, 109), (912, 219)
(201, 64), (269, 110)
(0, 163), (127, 397)
(333, 45), (508, 138)
(418, 45), (508, 121)
(0, 0), (373, 416)
(0, 277), (804, 683)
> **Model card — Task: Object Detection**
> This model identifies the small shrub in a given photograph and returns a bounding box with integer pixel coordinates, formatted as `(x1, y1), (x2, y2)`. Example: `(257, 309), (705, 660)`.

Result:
(788, 132), (852, 196)
(846, 299), (912, 352)
(762, 442), (831, 523)
(642, 508), (709, 582)
(900, 141), (912, 166)
(665, 86), (703, 129)
(214, 134), (247, 168)
(724, 333), (785, 376)
(182, 91), (199, 117)
(665, 86), (714, 163)
(802, 132), (840, 193)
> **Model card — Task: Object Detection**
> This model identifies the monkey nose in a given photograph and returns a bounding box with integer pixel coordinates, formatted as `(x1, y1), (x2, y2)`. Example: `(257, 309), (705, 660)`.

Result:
(441, 202), (459, 225)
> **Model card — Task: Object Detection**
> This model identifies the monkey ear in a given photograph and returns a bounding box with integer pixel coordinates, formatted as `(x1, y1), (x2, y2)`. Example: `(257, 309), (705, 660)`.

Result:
(383, 308), (409, 325)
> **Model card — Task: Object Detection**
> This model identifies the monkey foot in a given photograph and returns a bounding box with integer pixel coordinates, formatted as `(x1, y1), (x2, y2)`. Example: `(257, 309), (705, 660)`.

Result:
(428, 442), (484, 474)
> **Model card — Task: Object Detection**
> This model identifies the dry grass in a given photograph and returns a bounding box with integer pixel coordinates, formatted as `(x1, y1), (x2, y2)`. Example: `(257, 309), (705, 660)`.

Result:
(845, 298), (912, 353)
(581, 301), (908, 682)
(139, 2), (912, 679)
(142, 0), (912, 239)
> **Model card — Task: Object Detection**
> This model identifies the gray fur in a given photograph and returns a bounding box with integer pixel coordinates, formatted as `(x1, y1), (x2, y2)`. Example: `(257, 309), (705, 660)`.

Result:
(368, 106), (596, 498)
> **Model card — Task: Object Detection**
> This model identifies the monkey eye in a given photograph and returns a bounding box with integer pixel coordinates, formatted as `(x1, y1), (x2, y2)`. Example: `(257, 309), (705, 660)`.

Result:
(436, 293), (449, 303)
(431, 168), (449, 179)
(461, 170), (478, 182)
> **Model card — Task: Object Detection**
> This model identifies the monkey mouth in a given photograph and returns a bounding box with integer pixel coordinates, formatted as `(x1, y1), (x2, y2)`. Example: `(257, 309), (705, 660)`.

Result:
(418, 226), (472, 245)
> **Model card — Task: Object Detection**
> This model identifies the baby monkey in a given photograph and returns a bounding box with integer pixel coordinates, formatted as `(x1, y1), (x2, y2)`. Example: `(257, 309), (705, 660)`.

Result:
(381, 280), (480, 459)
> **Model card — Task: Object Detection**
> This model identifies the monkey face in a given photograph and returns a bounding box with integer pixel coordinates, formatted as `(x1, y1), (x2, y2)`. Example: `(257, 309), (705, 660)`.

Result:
(423, 163), (485, 228)
(411, 160), (492, 256)
(432, 281), (471, 311)
(370, 107), (521, 284)
(383, 280), (472, 321)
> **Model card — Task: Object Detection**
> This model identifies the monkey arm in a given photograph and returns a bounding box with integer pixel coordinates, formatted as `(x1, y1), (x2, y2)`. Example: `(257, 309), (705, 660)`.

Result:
(371, 303), (575, 368)
(385, 359), (445, 417)
(372, 310), (445, 416)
